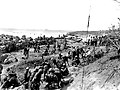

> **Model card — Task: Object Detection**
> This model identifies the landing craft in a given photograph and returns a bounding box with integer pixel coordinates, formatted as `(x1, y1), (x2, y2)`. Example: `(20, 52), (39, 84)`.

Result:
(65, 36), (76, 40)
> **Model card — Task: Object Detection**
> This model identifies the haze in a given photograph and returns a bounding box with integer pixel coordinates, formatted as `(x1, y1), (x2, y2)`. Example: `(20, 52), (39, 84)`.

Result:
(0, 0), (119, 37)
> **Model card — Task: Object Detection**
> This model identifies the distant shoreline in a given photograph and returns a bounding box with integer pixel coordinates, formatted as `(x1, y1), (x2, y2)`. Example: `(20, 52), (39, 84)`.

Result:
(0, 28), (110, 38)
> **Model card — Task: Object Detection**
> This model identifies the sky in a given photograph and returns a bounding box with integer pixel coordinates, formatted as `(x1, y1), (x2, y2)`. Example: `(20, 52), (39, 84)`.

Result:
(0, 0), (120, 37)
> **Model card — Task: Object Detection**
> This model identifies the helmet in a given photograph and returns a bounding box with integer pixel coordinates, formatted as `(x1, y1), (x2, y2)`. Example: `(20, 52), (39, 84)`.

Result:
(38, 66), (43, 69)
(26, 67), (29, 70)
(8, 72), (17, 77)
(54, 68), (60, 73)
(63, 63), (66, 66)
(34, 67), (39, 72)
(44, 65), (48, 69)
(49, 68), (54, 73)
(6, 68), (10, 72)
(61, 66), (64, 69)
(38, 69), (43, 73)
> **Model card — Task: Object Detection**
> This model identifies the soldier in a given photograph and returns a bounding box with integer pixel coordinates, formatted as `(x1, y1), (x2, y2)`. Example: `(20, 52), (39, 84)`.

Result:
(23, 46), (27, 56)
(52, 58), (58, 68)
(80, 47), (85, 59)
(67, 51), (72, 59)
(29, 67), (39, 90)
(58, 52), (62, 59)
(72, 56), (79, 66)
(23, 67), (31, 89)
(54, 67), (63, 88)
(31, 68), (43, 90)
(61, 64), (69, 77)
(45, 68), (58, 89)
(53, 43), (56, 53)
(88, 39), (90, 45)
(37, 45), (40, 53)
(64, 38), (67, 49)
(26, 46), (29, 59)
(58, 44), (61, 51)
(62, 55), (69, 67)
(118, 48), (120, 55)
(76, 46), (80, 61)
(23, 46), (29, 59)
(1, 72), (20, 89)
(34, 45), (37, 53)
(47, 43), (50, 50)
(44, 48), (49, 56)
(72, 47), (76, 60)
(42, 60), (51, 69)
(0, 64), (3, 82)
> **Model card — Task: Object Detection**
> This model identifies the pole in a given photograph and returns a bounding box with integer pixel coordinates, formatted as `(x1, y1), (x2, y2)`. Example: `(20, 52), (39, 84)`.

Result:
(82, 1), (92, 90)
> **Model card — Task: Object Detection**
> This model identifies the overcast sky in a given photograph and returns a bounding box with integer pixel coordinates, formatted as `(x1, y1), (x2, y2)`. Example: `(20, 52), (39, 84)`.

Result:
(0, 0), (120, 32)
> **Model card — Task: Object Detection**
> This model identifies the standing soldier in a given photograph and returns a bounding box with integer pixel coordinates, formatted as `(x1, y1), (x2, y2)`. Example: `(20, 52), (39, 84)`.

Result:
(0, 64), (3, 85)
(80, 47), (85, 59)
(23, 67), (31, 89)
(58, 44), (61, 51)
(53, 43), (56, 53)
(63, 55), (69, 67)
(23, 46), (27, 57)
(106, 41), (110, 53)
(26, 46), (29, 59)
(34, 45), (37, 53)
(47, 43), (50, 50)
(72, 47), (76, 60)
(58, 52), (62, 59)
(64, 38), (67, 49)
(76, 46), (80, 62)
(37, 45), (40, 53)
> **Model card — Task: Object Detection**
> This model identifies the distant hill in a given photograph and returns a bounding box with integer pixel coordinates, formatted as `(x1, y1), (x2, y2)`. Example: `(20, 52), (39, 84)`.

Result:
(67, 30), (109, 36)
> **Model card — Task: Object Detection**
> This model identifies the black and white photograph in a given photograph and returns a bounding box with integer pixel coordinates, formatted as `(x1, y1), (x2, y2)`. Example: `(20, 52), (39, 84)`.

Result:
(0, 0), (120, 90)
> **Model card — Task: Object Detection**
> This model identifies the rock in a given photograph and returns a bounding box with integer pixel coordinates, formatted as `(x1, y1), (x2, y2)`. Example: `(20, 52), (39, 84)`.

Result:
(0, 54), (8, 63)
(9, 85), (25, 90)
(3, 55), (18, 64)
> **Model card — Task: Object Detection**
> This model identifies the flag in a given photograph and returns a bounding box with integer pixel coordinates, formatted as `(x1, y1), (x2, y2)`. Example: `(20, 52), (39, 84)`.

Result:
(87, 14), (90, 28)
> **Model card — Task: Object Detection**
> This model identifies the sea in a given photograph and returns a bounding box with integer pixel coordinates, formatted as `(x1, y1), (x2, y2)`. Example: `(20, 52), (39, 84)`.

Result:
(0, 29), (69, 38)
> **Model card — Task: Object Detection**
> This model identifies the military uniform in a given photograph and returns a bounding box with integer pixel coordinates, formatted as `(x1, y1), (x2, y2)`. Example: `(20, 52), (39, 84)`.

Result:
(24, 67), (31, 89)
(45, 68), (58, 89)
(31, 69), (43, 90)
(29, 67), (39, 90)
(2, 72), (20, 89)
(61, 64), (69, 77)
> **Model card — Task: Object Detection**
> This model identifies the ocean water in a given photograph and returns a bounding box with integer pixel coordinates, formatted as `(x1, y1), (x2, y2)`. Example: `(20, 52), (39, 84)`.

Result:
(0, 29), (69, 38)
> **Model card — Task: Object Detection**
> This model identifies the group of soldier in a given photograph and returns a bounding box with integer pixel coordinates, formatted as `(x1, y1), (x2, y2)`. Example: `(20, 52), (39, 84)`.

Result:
(1, 53), (71, 90)
(87, 35), (110, 47)
(0, 34), (116, 90)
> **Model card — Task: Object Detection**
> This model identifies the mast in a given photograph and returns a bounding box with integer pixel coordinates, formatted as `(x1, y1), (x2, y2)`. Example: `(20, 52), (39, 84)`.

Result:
(82, 1), (92, 90)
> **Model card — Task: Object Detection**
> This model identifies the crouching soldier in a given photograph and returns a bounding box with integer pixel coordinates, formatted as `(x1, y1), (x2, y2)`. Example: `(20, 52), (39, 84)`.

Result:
(63, 55), (69, 66)
(45, 68), (59, 89)
(29, 67), (39, 90)
(1, 72), (20, 89)
(54, 67), (63, 88)
(61, 64), (69, 77)
(31, 68), (43, 90)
